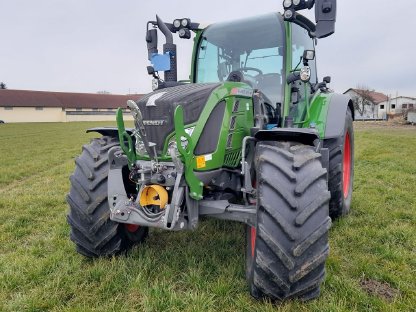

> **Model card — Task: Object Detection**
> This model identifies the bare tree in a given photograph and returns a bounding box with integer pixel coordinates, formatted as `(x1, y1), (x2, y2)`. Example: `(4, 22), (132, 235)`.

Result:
(352, 85), (374, 117)
(97, 90), (111, 94)
(0, 82), (6, 89)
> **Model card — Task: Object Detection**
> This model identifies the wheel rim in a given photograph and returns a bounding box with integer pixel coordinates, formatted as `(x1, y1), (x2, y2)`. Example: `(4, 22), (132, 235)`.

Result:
(125, 224), (140, 233)
(343, 131), (351, 198)
(250, 226), (256, 258)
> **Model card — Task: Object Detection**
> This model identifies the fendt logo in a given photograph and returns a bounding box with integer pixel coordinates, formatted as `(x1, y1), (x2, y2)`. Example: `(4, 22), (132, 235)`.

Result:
(146, 92), (166, 107)
(143, 120), (166, 126)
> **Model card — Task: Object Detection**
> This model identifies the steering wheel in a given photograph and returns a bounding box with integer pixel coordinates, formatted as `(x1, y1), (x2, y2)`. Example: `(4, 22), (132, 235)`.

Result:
(238, 67), (263, 76)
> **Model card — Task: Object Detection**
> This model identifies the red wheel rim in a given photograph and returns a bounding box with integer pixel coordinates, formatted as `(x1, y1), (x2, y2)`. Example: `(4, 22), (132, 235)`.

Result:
(125, 224), (140, 233)
(250, 226), (256, 258)
(343, 131), (351, 199)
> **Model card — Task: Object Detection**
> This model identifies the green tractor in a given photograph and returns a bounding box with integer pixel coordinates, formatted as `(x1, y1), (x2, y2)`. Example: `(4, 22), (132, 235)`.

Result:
(67, 0), (354, 301)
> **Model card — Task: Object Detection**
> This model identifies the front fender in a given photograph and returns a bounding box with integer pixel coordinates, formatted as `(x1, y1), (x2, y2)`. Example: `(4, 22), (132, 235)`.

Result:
(86, 127), (134, 138)
(324, 94), (354, 139)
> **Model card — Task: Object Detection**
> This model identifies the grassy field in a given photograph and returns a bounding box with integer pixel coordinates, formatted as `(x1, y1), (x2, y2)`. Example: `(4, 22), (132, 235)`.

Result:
(0, 122), (415, 311)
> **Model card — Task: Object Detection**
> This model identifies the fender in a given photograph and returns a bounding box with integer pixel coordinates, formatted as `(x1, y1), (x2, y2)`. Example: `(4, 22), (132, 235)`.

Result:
(324, 94), (355, 139)
(86, 127), (134, 138)
(254, 128), (320, 146)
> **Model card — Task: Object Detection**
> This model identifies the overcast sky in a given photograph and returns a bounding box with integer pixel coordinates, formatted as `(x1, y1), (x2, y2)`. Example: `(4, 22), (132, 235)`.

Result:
(1, 0), (415, 97)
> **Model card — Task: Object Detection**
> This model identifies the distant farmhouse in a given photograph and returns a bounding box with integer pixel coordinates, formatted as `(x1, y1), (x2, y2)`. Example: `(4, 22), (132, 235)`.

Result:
(0, 89), (143, 123)
(345, 88), (416, 120)
(344, 88), (388, 120)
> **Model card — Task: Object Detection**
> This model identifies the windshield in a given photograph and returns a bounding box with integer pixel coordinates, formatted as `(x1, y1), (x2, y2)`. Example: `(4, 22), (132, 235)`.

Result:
(195, 13), (285, 106)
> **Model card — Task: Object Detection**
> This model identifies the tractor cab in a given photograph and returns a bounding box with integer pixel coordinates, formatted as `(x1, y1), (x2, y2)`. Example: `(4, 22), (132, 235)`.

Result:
(194, 13), (285, 109)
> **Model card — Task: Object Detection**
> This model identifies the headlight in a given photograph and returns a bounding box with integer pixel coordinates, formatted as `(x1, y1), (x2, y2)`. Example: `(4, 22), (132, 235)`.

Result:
(168, 126), (195, 151)
(300, 66), (311, 82)
(293, 0), (301, 5)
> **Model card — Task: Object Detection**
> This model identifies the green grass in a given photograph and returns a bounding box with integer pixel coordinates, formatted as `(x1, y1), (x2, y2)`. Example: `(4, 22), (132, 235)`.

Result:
(0, 122), (415, 311)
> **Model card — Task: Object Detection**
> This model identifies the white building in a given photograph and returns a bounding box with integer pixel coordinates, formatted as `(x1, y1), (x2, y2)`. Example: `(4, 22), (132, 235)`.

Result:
(344, 88), (389, 120)
(0, 89), (142, 123)
(377, 96), (416, 117)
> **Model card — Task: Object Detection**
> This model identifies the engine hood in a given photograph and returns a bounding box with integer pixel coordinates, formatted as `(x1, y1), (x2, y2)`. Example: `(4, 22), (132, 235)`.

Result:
(136, 83), (221, 155)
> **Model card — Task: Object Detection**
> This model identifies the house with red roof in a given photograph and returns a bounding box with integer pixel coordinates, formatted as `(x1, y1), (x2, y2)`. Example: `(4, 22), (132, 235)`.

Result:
(0, 89), (142, 123)
(344, 88), (389, 120)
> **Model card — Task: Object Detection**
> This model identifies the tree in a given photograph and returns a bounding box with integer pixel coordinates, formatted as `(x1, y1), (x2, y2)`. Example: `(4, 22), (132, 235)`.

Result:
(97, 90), (111, 94)
(352, 85), (374, 117)
(0, 82), (6, 89)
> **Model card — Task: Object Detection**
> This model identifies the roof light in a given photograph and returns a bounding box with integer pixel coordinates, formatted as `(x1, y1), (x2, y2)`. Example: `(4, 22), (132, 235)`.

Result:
(181, 19), (189, 27)
(178, 28), (191, 39)
(173, 19), (181, 29)
(284, 10), (293, 19)
(283, 0), (293, 9)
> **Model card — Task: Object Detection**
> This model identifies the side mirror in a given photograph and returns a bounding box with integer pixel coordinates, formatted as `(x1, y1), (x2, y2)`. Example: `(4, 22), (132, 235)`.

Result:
(323, 76), (331, 83)
(146, 28), (158, 60)
(315, 0), (337, 38)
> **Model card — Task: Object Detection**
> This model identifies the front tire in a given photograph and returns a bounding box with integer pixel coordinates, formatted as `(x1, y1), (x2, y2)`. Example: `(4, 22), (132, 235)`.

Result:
(67, 136), (148, 258)
(246, 142), (331, 301)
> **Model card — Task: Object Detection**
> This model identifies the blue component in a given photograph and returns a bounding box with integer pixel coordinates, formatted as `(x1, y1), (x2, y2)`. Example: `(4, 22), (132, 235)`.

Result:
(151, 53), (171, 71)
(266, 124), (277, 130)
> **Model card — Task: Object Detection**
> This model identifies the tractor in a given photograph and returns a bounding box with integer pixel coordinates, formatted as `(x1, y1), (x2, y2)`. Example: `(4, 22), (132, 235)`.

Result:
(67, 0), (354, 301)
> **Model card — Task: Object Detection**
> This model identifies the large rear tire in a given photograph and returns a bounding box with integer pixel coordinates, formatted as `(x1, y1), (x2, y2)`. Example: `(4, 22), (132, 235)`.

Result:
(67, 136), (148, 258)
(246, 142), (331, 301)
(324, 108), (354, 219)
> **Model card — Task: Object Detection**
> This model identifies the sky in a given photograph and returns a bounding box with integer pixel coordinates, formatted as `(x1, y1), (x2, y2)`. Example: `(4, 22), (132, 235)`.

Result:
(0, 0), (415, 97)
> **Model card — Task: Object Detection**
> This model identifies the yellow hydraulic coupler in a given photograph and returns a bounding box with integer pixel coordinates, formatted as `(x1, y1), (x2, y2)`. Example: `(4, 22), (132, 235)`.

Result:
(139, 185), (168, 209)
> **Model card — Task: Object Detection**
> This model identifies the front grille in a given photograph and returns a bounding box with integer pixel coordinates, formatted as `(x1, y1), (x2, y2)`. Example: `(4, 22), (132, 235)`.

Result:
(229, 116), (237, 130)
(224, 150), (242, 168)
(233, 100), (240, 112)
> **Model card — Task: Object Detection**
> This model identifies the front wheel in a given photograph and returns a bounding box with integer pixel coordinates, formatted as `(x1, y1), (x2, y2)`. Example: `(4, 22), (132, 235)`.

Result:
(246, 142), (331, 301)
(66, 136), (148, 258)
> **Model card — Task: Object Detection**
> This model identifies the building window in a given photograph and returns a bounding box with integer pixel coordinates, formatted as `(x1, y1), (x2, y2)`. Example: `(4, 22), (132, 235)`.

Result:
(107, 108), (113, 111)
(35, 107), (43, 111)
(76, 108), (82, 111)
(92, 108), (98, 111)
(380, 105), (385, 109)
(409, 104), (414, 108)
(4, 107), (13, 110)
(391, 104), (396, 109)
(402, 104), (408, 109)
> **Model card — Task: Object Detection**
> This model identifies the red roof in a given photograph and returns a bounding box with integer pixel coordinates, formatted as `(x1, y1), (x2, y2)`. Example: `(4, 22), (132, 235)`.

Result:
(0, 89), (143, 109)
(346, 88), (389, 104)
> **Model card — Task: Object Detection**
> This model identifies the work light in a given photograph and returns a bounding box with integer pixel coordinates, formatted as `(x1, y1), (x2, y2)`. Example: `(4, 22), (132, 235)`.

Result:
(284, 10), (293, 19)
(181, 18), (190, 27)
(283, 0), (293, 8)
(173, 19), (181, 29)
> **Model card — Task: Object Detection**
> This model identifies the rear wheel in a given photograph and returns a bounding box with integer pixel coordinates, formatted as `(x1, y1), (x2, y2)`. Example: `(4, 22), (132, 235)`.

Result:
(67, 136), (148, 258)
(324, 108), (354, 219)
(246, 142), (331, 301)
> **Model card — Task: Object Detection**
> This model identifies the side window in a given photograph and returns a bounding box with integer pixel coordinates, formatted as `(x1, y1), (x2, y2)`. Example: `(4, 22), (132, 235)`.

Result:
(291, 24), (317, 84)
(197, 40), (219, 83)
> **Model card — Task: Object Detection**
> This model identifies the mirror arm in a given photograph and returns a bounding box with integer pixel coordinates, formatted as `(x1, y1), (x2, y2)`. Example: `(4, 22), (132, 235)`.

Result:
(292, 13), (317, 38)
